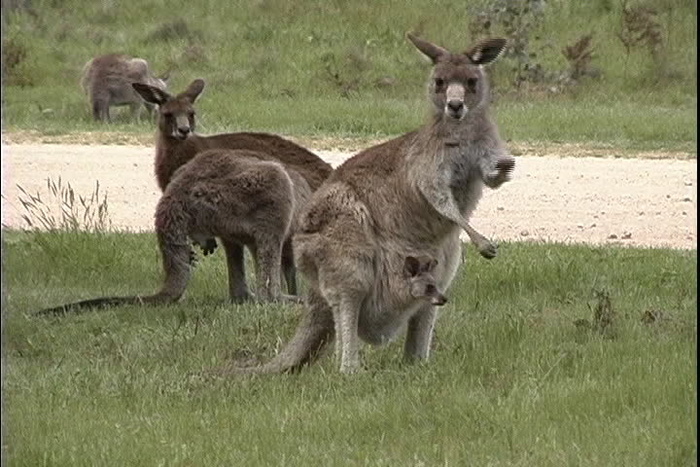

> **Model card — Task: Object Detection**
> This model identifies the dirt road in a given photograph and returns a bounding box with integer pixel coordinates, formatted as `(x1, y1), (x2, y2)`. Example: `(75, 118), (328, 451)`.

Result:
(1, 142), (696, 250)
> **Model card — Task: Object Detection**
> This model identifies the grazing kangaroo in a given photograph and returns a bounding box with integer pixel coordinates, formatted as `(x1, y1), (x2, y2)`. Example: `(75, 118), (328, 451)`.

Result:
(80, 53), (168, 122)
(225, 33), (514, 375)
(35, 148), (312, 316)
(132, 79), (333, 293)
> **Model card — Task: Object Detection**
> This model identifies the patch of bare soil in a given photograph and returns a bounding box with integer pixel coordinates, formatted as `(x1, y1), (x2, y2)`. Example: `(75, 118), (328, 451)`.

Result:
(1, 141), (696, 250)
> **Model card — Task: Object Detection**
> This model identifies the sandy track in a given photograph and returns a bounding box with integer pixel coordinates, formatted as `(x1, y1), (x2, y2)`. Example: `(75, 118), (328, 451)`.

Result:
(1, 143), (696, 250)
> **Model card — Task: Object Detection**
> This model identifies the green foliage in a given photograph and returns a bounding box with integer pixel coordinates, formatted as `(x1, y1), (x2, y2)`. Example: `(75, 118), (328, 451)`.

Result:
(2, 231), (697, 465)
(1, 0), (696, 150)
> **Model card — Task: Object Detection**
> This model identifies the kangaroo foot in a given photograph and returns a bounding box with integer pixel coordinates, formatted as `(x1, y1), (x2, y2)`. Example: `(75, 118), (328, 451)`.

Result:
(231, 291), (254, 304)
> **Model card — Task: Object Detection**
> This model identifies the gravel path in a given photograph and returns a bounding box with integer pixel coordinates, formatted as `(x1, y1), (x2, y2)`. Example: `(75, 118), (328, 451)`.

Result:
(1, 143), (696, 250)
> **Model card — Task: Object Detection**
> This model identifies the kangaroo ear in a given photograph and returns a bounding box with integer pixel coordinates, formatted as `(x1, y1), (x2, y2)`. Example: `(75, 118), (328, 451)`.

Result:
(406, 32), (448, 64)
(404, 256), (421, 277)
(465, 38), (507, 65)
(132, 82), (171, 106)
(179, 78), (205, 103)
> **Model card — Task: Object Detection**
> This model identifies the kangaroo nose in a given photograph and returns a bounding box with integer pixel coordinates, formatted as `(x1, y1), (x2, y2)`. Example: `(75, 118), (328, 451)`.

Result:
(447, 100), (464, 113)
(432, 294), (448, 306)
(177, 126), (190, 137)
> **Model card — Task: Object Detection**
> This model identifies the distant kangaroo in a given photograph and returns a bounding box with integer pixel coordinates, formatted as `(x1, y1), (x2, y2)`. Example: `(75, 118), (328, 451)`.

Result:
(132, 78), (333, 294)
(80, 53), (168, 123)
(35, 147), (312, 316)
(224, 33), (514, 375)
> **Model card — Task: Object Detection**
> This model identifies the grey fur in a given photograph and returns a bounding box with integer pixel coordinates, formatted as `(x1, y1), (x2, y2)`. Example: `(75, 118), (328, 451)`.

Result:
(35, 149), (311, 316)
(80, 53), (168, 123)
(221, 33), (514, 375)
(131, 78), (333, 297)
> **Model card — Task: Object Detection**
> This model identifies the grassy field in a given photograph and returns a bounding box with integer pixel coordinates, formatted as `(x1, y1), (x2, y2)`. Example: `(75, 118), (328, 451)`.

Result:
(2, 0), (697, 152)
(2, 229), (696, 465)
(2, 0), (698, 464)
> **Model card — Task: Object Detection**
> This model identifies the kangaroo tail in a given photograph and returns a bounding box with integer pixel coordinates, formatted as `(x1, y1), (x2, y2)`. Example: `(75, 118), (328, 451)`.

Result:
(34, 295), (163, 317)
(35, 195), (193, 317)
(227, 287), (335, 375)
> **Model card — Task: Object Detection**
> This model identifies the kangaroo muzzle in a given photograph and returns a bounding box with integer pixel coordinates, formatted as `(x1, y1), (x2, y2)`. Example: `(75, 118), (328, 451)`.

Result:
(173, 115), (191, 140)
(445, 83), (466, 120)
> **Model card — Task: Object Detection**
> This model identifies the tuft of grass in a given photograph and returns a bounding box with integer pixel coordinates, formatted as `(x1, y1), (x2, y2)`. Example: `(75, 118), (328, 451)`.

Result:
(12, 177), (111, 232)
(2, 231), (696, 465)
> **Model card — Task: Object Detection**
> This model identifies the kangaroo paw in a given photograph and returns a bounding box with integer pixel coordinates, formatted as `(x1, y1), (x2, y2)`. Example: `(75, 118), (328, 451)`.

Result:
(477, 240), (498, 259)
(201, 238), (218, 256)
(189, 248), (199, 266)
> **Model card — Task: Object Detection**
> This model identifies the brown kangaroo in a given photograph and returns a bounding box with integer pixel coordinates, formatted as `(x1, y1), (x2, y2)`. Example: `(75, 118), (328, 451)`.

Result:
(80, 53), (168, 123)
(35, 148), (312, 316)
(224, 33), (514, 375)
(132, 79), (333, 294)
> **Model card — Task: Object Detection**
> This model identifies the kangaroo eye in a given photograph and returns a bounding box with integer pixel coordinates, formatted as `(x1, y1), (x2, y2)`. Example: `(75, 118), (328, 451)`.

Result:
(425, 284), (436, 294)
(434, 78), (445, 91)
(466, 78), (478, 90)
(162, 111), (173, 118)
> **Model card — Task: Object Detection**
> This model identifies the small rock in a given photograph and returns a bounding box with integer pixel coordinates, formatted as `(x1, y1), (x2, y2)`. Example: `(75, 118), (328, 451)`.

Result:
(577, 224), (584, 229)
(497, 206), (504, 211)
(520, 230), (530, 237)
(590, 223), (597, 228)
(608, 234), (618, 239)
(593, 214), (599, 219)
(682, 211), (687, 215)
(682, 197), (692, 202)
(685, 181), (693, 186)
(622, 231), (632, 240)
(638, 211), (644, 216)
(666, 194), (671, 199)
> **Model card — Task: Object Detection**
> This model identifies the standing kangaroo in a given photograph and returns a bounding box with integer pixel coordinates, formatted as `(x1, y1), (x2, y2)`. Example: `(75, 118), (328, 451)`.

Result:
(225, 33), (514, 375)
(80, 53), (168, 123)
(132, 78), (333, 294)
(35, 80), (333, 315)
(35, 148), (312, 316)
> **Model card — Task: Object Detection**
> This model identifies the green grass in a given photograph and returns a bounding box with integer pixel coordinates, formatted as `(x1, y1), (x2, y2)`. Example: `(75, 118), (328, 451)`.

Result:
(2, 0), (697, 152)
(3, 229), (696, 465)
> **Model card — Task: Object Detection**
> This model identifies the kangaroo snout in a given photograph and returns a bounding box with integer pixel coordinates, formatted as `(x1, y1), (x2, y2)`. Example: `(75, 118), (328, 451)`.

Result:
(447, 100), (464, 113)
(176, 126), (191, 140)
(445, 100), (465, 119)
(431, 293), (448, 306)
